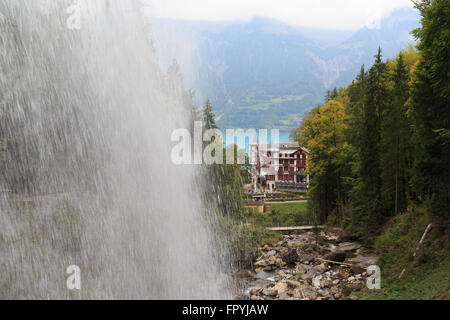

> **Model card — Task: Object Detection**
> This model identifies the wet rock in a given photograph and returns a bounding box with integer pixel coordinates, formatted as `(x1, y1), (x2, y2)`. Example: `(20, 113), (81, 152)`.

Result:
(347, 254), (378, 268)
(295, 263), (307, 275)
(254, 259), (268, 268)
(323, 252), (347, 263)
(250, 287), (263, 296)
(235, 270), (255, 278)
(342, 286), (353, 297)
(301, 272), (314, 281)
(282, 248), (299, 265)
(279, 292), (291, 300)
(338, 242), (362, 252)
(256, 270), (274, 280)
(300, 266), (317, 281)
(328, 227), (351, 242)
(312, 275), (331, 289)
(243, 229), (377, 301)
(251, 295), (263, 301)
(330, 286), (341, 296)
(274, 271), (289, 281)
(287, 280), (301, 289)
(312, 276), (323, 289)
(262, 288), (278, 297)
(299, 253), (314, 264)
(351, 265), (366, 275)
(272, 282), (288, 295)
(316, 263), (328, 273)
(293, 285), (318, 300)
(275, 258), (285, 268)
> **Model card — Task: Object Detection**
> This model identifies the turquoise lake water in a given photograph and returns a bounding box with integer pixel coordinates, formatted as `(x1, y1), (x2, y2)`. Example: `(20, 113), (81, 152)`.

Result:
(223, 132), (292, 154)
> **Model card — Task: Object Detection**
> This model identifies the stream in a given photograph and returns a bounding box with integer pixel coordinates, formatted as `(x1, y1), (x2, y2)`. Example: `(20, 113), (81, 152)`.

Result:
(235, 228), (378, 300)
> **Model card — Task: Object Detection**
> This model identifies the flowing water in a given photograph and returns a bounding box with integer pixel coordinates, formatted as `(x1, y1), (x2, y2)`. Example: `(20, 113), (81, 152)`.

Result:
(0, 0), (230, 299)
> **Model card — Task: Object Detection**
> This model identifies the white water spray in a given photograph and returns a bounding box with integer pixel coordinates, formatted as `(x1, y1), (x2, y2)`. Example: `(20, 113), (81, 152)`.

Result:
(0, 0), (230, 299)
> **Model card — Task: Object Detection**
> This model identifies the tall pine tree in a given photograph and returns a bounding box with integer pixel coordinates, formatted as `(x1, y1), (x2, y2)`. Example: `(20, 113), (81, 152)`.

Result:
(410, 0), (450, 218)
(381, 53), (412, 215)
(354, 48), (389, 236)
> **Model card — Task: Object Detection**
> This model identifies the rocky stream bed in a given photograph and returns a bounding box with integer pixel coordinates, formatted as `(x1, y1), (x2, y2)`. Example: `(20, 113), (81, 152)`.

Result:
(235, 228), (378, 300)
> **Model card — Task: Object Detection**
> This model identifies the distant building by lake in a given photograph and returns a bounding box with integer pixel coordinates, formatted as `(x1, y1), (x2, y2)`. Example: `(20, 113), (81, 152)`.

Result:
(250, 142), (309, 193)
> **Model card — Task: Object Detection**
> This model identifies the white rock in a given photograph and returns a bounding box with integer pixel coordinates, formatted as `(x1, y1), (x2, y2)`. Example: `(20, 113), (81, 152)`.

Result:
(312, 276), (323, 288)
(267, 250), (277, 256)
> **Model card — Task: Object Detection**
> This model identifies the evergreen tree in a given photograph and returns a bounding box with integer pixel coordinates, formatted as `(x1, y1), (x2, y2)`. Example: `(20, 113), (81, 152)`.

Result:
(203, 99), (218, 131)
(201, 100), (244, 218)
(381, 53), (412, 215)
(410, 0), (450, 218)
(353, 48), (389, 236)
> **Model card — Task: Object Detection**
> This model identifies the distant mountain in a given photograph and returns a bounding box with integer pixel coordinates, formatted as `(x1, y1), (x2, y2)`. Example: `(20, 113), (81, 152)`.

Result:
(150, 9), (420, 131)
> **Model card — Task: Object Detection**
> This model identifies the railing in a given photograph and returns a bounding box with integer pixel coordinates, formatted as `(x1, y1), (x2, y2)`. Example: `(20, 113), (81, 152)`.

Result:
(275, 181), (308, 192)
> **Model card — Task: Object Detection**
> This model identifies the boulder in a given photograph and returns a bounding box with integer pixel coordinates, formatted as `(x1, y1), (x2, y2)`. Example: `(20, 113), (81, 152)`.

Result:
(287, 280), (301, 289)
(272, 282), (288, 295)
(312, 276), (323, 289)
(262, 288), (278, 297)
(323, 252), (347, 263)
(279, 292), (291, 300)
(267, 250), (277, 256)
(250, 287), (263, 296)
(351, 265), (365, 275)
(254, 259), (268, 267)
(234, 270), (255, 278)
(282, 249), (299, 265)
(293, 285), (318, 300)
(256, 270), (274, 280)
(299, 254), (314, 264)
(338, 242), (362, 252)
(275, 258), (285, 268)
(295, 263), (307, 275)
(315, 263), (328, 273)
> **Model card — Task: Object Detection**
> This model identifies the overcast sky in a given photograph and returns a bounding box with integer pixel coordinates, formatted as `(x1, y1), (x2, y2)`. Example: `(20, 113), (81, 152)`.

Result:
(146, 0), (415, 30)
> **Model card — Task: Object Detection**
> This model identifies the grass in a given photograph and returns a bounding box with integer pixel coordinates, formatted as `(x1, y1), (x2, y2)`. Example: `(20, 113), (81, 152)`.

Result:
(355, 207), (450, 300)
(245, 202), (315, 227)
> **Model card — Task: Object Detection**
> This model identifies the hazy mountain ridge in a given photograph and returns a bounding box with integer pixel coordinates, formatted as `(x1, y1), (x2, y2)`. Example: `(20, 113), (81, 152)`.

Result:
(151, 9), (420, 130)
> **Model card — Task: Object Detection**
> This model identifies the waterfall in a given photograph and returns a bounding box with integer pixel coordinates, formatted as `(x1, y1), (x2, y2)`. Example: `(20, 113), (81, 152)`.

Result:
(0, 0), (230, 299)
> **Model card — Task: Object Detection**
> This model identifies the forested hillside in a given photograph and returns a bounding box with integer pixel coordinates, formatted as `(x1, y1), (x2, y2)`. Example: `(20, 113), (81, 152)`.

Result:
(291, 0), (449, 298)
